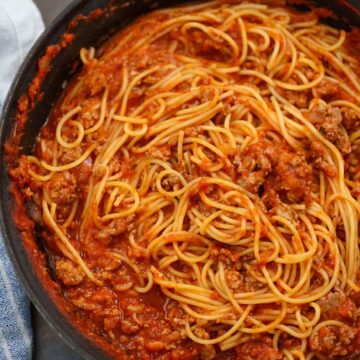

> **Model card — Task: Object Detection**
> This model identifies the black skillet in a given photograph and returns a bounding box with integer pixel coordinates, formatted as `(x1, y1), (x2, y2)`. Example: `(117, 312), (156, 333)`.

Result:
(0, 0), (359, 359)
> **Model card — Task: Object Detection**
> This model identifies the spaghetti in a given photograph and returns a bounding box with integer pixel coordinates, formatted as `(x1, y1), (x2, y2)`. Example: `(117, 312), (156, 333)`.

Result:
(10, 1), (360, 359)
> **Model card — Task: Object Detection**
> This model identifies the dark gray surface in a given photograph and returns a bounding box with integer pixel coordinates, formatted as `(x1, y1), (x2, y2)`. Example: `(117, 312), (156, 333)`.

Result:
(32, 3), (82, 360)
(35, 0), (73, 25)
(33, 309), (83, 360)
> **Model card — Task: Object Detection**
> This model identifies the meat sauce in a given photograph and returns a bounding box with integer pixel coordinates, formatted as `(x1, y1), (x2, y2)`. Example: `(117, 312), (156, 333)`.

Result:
(5, 2), (360, 360)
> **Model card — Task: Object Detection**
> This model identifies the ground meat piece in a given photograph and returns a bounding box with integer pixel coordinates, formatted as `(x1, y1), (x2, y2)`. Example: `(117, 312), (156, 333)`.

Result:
(233, 138), (272, 194)
(75, 160), (92, 185)
(188, 29), (226, 62)
(342, 108), (360, 131)
(95, 214), (135, 244)
(92, 255), (122, 271)
(71, 294), (97, 311)
(9, 156), (32, 189)
(163, 330), (188, 351)
(55, 259), (84, 286)
(305, 103), (350, 154)
(184, 126), (201, 138)
(79, 98), (101, 130)
(241, 139), (272, 173)
(265, 146), (312, 204)
(306, 140), (337, 177)
(278, 88), (309, 108)
(261, 187), (280, 209)
(70, 288), (118, 311)
(47, 171), (77, 205)
(85, 71), (107, 96)
(198, 345), (216, 360)
(162, 174), (181, 188)
(309, 140), (326, 158)
(59, 146), (83, 164)
(313, 157), (337, 177)
(237, 170), (267, 194)
(89, 288), (117, 307)
(122, 335), (146, 353)
(269, 203), (299, 225)
(317, 290), (357, 322)
(234, 137), (312, 204)
(143, 145), (171, 161)
(165, 301), (189, 328)
(209, 246), (241, 266)
(145, 341), (164, 352)
(250, 139), (312, 207)
(193, 327), (210, 340)
(316, 79), (340, 100)
(103, 316), (121, 332)
(235, 336), (282, 360)
(310, 325), (356, 358)
(169, 348), (199, 360)
(121, 319), (139, 335)
(153, 172), (182, 192)
(224, 270), (246, 291)
(111, 266), (134, 291)
(108, 157), (121, 174)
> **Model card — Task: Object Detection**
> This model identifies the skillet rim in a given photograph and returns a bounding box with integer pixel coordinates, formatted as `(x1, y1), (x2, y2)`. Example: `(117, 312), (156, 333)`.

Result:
(0, 0), (360, 359)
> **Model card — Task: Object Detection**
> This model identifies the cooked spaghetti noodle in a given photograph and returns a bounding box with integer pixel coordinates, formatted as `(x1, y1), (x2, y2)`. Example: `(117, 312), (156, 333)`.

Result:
(10, 1), (360, 359)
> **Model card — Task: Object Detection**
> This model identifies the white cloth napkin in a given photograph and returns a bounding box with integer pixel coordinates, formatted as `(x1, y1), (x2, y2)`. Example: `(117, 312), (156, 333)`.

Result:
(0, 0), (44, 104)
